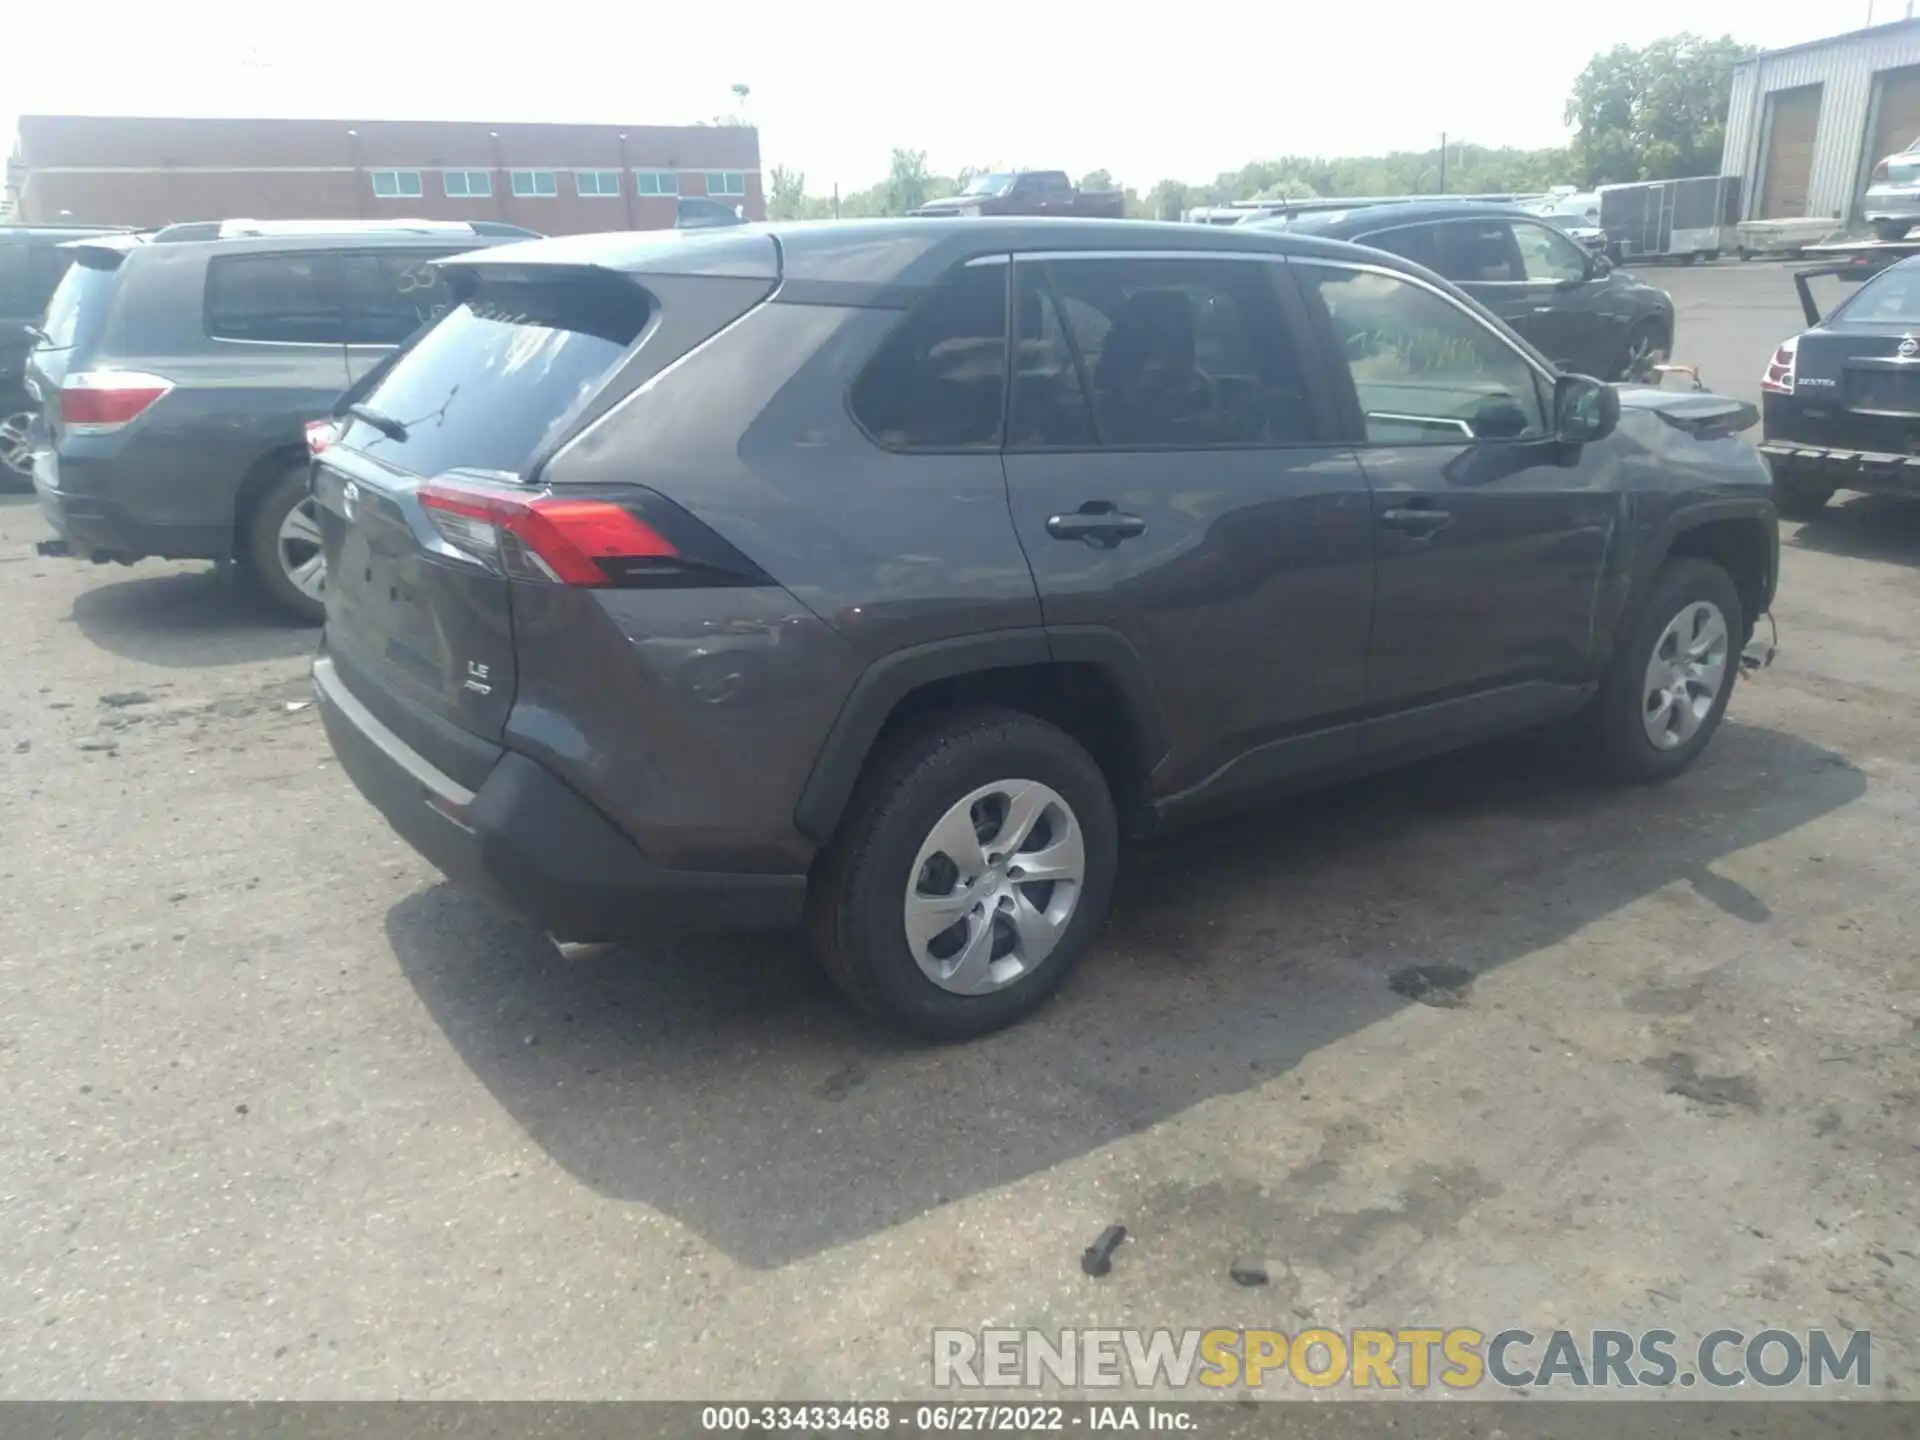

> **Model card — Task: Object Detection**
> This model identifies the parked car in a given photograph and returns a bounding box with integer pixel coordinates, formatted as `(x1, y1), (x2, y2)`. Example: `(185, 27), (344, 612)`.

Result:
(1250, 200), (1676, 382)
(1863, 141), (1920, 242)
(26, 218), (538, 620)
(913, 171), (1126, 219)
(0, 223), (133, 489)
(675, 197), (746, 228)
(311, 218), (1777, 1040)
(1760, 252), (1920, 516)
(1528, 191), (1605, 252)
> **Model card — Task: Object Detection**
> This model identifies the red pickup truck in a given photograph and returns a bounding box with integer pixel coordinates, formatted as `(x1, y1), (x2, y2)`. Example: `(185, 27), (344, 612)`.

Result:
(913, 171), (1126, 219)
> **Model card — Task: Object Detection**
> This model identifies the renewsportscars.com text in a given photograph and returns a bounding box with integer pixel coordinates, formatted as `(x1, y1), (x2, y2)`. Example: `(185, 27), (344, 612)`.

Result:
(931, 1327), (1872, 1391)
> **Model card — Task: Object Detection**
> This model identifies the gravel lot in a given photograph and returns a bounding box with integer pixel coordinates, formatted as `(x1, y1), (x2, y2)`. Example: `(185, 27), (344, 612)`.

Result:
(2, 260), (1916, 1400)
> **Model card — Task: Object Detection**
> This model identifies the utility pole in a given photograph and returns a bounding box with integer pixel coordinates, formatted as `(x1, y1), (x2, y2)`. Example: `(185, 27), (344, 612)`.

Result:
(833, 182), (841, 220)
(1438, 132), (1448, 194)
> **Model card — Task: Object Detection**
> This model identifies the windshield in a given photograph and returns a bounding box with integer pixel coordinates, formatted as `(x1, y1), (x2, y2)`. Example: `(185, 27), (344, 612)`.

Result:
(1830, 263), (1920, 325)
(960, 173), (1016, 197)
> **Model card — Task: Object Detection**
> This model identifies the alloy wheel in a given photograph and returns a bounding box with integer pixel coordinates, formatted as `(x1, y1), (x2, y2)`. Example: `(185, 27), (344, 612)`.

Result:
(0, 410), (34, 480)
(1641, 600), (1728, 751)
(277, 497), (327, 602)
(903, 778), (1086, 995)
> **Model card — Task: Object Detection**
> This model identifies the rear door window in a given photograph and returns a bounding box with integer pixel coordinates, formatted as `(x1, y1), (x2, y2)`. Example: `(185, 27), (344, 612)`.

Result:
(340, 274), (650, 478)
(1431, 221), (1526, 284)
(205, 252), (345, 344)
(851, 261), (1009, 451)
(340, 251), (458, 347)
(1356, 224), (1440, 271)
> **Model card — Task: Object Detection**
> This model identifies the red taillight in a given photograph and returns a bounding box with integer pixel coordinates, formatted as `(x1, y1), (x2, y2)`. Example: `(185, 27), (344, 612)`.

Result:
(59, 371), (173, 433)
(1760, 338), (1798, 395)
(305, 418), (341, 455)
(420, 478), (679, 587)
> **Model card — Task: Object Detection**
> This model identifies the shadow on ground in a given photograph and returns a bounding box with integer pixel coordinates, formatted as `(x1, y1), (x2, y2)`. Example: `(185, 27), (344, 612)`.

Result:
(1789, 493), (1920, 569)
(69, 566), (318, 667)
(384, 721), (1864, 1268)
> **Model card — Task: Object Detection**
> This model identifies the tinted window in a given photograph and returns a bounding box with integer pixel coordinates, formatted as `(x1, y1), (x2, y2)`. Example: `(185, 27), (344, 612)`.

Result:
(0, 243), (57, 319)
(41, 258), (120, 350)
(205, 253), (344, 344)
(1009, 268), (1097, 448)
(1431, 221), (1525, 284)
(851, 262), (1008, 451)
(1303, 264), (1547, 443)
(341, 251), (456, 346)
(341, 275), (649, 478)
(1512, 221), (1590, 283)
(1357, 224), (1440, 270)
(1013, 255), (1318, 448)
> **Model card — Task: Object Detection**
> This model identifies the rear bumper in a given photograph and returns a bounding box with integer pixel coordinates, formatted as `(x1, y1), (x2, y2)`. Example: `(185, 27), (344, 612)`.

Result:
(34, 450), (232, 562)
(1760, 440), (1920, 497)
(314, 655), (806, 940)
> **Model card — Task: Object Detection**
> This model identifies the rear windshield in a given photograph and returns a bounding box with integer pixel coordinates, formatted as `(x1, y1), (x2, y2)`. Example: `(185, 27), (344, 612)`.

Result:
(341, 274), (651, 478)
(40, 257), (121, 350)
(1830, 265), (1920, 325)
(1884, 157), (1920, 185)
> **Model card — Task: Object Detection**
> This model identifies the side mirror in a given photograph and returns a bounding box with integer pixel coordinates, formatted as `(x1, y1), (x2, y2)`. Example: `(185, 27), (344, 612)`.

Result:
(1590, 251), (1614, 277)
(1555, 374), (1620, 444)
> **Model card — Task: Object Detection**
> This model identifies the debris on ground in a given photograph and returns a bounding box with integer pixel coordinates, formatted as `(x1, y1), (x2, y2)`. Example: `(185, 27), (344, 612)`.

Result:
(98, 692), (154, 709)
(1081, 1225), (1127, 1278)
(75, 739), (120, 753)
(1229, 1259), (1270, 1287)
(1388, 964), (1475, 1008)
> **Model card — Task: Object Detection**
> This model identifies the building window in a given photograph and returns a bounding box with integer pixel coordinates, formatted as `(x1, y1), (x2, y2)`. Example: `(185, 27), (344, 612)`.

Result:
(704, 171), (747, 197)
(510, 170), (558, 198)
(370, 170), (423, 199)
(442, 169), (493, 199)
(575, 170), (622, 198)
(636, 170), (679, 197)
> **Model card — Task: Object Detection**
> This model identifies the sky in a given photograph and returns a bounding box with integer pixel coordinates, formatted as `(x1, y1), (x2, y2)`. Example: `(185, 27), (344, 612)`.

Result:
(0, 0), (1893, 195)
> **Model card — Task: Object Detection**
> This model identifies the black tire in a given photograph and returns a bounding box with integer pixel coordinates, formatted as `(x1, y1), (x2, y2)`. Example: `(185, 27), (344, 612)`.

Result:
(1873, 218), (1913, 243)
(808, 707), (1119, 1041)
(1619, 319), (1668, 383)
(1774, 475), (1834, 520)
(239, 464), (326, 623)
(1595, 558), (1743, 783)
(1737, 247), (1752, 262)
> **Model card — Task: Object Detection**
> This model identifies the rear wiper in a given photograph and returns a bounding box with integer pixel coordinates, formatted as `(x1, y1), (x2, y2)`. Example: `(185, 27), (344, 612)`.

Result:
(347, 402), (409, 442)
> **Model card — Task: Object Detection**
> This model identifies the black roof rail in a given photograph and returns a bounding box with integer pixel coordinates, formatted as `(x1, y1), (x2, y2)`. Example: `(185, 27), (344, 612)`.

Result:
(468, 221), (544, 238)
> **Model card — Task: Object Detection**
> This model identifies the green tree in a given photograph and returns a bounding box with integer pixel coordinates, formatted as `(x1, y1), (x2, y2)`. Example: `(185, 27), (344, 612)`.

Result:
(1566, 33), (1754, 186)
(882, 148), (932, 215)
(1079, 169), (1116, 193)
(767, 165), (808, 221)
(1147, 178), (1191, 220)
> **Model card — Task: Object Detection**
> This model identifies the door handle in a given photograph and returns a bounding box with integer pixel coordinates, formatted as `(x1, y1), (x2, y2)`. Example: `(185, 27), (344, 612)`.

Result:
(1047, 503), (1147, 547)
(1380, 505), (1453, 536)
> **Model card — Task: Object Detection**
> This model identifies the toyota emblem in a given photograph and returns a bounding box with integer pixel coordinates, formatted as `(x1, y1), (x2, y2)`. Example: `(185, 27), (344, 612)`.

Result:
(342, 481), (360, 521)
(1901, 336), (1918, 359)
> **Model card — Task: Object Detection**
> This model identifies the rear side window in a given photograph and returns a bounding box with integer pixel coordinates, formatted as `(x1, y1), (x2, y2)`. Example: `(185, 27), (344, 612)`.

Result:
(340, 251), (456, 346)
(341, 275), (650, 478)
(1357, 224), (1439, 271)
(1011, 255), (1319, 449)
(1431, 222), (1525, 284)
(41, 257), (120, 350)
(206, 252), (345, 344)
(850, 262), (1009, 451)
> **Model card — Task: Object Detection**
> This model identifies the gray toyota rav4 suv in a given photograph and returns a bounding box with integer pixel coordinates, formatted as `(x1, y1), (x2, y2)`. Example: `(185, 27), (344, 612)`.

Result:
(27, 219), (536, 619)
(314, 219), (1778, 1040)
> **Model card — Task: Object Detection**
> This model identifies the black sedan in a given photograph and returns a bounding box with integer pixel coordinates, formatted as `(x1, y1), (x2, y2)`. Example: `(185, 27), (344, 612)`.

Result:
(1760, 253), (1920, 518)
(1249, 200), (1676, 383)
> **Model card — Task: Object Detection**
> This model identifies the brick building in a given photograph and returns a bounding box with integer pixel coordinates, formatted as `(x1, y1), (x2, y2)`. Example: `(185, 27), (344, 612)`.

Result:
(6, 115), (764, 232)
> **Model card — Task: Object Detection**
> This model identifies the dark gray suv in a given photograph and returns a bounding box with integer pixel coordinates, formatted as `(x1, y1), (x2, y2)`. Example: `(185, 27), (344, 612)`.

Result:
(26, 219), (537, 619)
(313, 219), (1778, 1040)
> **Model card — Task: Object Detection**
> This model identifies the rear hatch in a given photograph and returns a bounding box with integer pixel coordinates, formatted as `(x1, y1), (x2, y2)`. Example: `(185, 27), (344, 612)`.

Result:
(314, 239), (779, 767)
(25, 242), (131, 435)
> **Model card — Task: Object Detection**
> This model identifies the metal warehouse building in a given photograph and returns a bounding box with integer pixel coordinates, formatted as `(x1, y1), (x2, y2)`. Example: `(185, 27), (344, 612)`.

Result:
(1723, 17), (1920, 223)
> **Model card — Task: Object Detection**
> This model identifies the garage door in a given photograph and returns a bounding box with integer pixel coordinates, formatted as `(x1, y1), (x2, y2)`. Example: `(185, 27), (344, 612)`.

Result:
(1868, 65), (1920, 184)
(1761, 84), (1823, 219)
